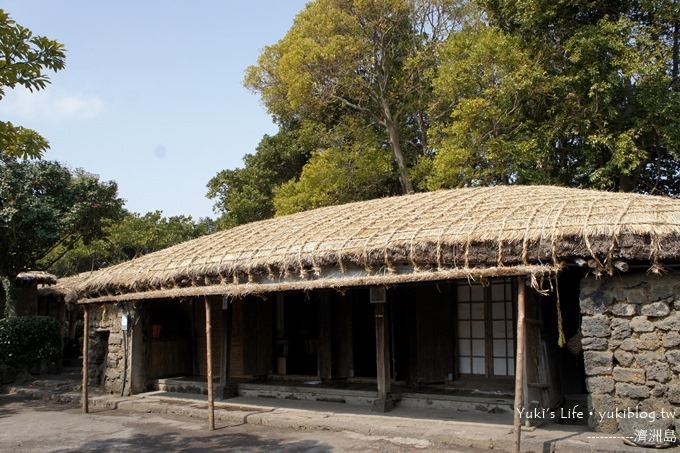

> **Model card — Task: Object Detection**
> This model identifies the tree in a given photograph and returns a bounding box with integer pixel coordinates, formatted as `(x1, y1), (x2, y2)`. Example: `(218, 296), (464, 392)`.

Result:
(0, 157), (123, 312)
(45, 211), (216, 276)
(426, 25), (547, 188)
(273, 117), (395, 215)
(245, 0), (474, 195)
(0, 9), (66, 158)
(206, 123), (313, 228)
(474, 0), (680, 194)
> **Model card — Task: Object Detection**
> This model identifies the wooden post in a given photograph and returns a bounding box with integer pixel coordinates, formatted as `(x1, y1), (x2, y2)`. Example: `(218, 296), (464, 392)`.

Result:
(204, 297), (215, 430)
(513, 277), (527, 453)
(373, 301), (392, 411)
(82, 304), (89, 414)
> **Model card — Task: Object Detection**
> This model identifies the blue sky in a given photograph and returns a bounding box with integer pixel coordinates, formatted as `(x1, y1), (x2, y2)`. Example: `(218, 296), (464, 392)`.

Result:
(1, 1), (309, 219)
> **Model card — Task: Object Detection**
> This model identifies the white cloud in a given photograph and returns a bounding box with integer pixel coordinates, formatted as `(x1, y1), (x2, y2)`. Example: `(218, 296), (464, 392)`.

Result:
(1, 88), (104, 121)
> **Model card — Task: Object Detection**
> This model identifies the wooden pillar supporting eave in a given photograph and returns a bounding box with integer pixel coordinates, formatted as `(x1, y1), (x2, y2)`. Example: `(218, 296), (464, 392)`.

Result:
(204, 297), (215, 430)
(81, 304), (89, 414)
(513, 277), (527, 453)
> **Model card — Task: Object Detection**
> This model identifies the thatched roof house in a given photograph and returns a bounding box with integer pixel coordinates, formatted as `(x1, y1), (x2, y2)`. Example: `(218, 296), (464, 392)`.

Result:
(73, 185), (680, 303)
(73, 186), (680, 442)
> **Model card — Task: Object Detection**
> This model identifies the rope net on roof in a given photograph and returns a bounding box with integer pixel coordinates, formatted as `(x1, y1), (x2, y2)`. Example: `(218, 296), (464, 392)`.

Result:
(72, 185), (680, 302)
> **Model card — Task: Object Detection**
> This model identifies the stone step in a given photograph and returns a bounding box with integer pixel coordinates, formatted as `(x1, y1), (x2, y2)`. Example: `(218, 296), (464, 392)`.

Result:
(154, 377), (514, 415)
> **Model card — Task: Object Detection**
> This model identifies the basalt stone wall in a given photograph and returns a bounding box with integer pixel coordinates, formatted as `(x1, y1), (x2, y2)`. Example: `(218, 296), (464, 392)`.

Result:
(87, 304), (126, 395)
(580, 273), (680, 436)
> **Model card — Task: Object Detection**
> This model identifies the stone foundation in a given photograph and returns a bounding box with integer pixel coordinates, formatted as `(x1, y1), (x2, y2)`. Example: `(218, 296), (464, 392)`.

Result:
(580, 272), (680, 437)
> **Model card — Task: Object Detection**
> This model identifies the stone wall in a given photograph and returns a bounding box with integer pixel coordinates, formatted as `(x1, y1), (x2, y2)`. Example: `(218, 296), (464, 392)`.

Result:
(87, 304), (127, 395)
(580, 272), (680, 437)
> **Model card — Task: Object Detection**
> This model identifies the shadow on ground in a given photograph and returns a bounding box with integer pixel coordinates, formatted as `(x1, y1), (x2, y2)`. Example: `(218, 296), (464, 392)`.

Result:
(52, 430), (333, 452)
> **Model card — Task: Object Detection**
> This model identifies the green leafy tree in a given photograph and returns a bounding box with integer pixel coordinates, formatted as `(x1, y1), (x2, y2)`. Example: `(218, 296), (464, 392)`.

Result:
(245, 0), (474, 195)
(426, 25), (547, 188)
(0, 157), (123, 312)
(0, 9), (66, 158)
(206, 123), (314, 228)
(46, 211), (216, 276)
(273, 117), (396, 215)
(474, 0), (680, 194)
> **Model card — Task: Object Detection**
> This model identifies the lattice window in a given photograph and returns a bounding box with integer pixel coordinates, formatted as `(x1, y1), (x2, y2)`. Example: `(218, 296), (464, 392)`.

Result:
(456, 279), (514, 377)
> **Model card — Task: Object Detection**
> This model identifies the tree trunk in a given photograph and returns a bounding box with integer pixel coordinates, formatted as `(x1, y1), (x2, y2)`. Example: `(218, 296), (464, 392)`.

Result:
(1, 276), (16, 317)
(381, 101), (414, 194)
(673, 18), (679, 90)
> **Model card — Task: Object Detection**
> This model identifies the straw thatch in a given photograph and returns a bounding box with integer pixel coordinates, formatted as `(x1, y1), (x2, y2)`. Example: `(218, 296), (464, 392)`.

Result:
(38, 272), (95, 303)
(73, 185), (680, 303)
(15, 271), (58, 287)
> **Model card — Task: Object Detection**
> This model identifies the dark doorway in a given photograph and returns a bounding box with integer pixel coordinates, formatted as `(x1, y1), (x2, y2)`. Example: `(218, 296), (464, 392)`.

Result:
(352, 290), (376, 378)
(90, 330), (109, 386)
(279, 293), (319, 376)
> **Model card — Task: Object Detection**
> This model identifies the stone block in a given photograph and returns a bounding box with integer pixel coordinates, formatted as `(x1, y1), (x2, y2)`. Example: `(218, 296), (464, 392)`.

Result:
(615, 383), (650, 399)
(580, 280), (610, 315)
(636, 351), (664, 367)
(650, 383), (668, 397)
(105, 368), (120, 381)
(612, 366), (646, 384)
(581, 315), (611, 338)
(608, 339), (622, 350)
(630, 316), (654, 332)
(655, 313), (680, 331)
(610, 303), (636, 317)
(665, 351), (680, 373)
(105, 357), (119, 368)
(108, 333), (123, 345)
(614, 350), (634, 367)
(588, 393), (617, 433)
(641, 301), (671, 317)
(619, 338), (638, 352)
(584, 351), (613, 376)
(669, 384), (680, 404)
(646, 363), (672, 383)
(649, 283), (673, 302)
(637, 332), (661, 350)
(586, 376), (615, 394)
(610, 318), (632, 340)
(582, 337), (608, 351)
(663, 331), (680, 348)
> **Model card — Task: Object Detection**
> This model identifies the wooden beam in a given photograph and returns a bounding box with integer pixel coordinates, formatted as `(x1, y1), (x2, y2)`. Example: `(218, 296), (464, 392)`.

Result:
(82, 304), (89, 414)
(204, 297), (215, 430)
(513, 277), (527, 453)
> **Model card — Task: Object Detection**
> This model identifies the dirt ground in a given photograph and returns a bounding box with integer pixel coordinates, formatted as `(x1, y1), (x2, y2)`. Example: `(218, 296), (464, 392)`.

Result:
(0, 369), (470, 452)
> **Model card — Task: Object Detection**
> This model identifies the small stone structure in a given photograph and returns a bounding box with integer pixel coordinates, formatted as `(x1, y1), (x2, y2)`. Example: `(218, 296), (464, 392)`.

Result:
(87, 305), (127, 395)
(580, 272), (680, 437)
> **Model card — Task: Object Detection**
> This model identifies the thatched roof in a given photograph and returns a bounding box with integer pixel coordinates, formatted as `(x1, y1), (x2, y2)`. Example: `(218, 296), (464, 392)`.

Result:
(38, 272), (95, 303)
(73, 185), (680, 303)
(15, 271), (58, 287)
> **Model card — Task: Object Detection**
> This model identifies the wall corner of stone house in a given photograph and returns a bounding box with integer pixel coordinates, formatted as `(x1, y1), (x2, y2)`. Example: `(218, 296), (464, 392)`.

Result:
(580, 273), (680, 436)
